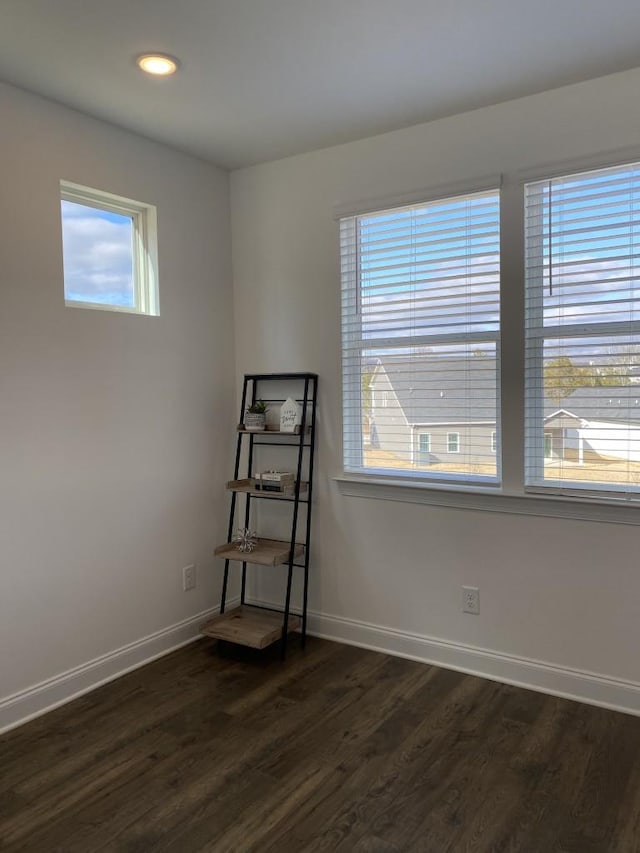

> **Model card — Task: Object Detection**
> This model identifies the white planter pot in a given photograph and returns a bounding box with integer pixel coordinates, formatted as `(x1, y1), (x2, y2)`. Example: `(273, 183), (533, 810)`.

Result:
(244, 412), (266, 431)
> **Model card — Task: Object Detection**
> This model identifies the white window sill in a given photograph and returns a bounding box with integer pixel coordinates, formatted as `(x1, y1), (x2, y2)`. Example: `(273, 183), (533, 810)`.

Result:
(334, 474), (640, 526)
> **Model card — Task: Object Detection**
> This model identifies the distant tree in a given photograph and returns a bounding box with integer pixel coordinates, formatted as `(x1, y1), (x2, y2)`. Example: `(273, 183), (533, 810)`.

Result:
(592, 364), (632, 386)
(544, 356), (593, 404)
(596, 344), (639, 386)
(544, 348), (638, 404)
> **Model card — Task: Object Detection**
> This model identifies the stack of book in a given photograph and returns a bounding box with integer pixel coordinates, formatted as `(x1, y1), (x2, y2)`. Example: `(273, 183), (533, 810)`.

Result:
(255, 471), (295, 494)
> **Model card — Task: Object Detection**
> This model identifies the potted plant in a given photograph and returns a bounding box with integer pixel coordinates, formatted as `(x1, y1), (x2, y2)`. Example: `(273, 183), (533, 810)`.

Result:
(244, 399), (267, 431)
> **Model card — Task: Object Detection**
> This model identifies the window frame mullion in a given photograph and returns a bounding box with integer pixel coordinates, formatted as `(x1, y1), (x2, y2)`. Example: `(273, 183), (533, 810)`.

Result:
(524, 180), (547, 487)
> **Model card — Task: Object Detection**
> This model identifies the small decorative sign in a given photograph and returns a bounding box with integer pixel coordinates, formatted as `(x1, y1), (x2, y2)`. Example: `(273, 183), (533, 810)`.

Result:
(280, 397), (301, 432)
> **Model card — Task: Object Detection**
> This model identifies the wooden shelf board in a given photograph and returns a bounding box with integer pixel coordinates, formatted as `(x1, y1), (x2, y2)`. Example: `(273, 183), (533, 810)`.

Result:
(214, 538), (304, 566)
(200, 606), (300, 649)
(237, 425), (311, 435)
(226, 478), (308, 499)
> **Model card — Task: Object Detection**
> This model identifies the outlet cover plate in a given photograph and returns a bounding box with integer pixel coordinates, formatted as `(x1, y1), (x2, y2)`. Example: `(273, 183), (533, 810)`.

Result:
(462, 585), (480, 615)
(182, 564), (196, 591)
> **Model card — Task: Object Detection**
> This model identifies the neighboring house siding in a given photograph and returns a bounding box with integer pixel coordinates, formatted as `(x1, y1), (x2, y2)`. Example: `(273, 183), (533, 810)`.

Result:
(370, 357), (498, 467)
(414, 424), (494, 466)
(544, 414), (640, 462)
(543, 427), (566, 460)
(370, 369), (412, 461)
(579, 420), (640, 462)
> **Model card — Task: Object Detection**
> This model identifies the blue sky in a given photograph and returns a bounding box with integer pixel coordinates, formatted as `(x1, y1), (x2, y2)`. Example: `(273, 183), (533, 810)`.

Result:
(356, 167), (640, 360)
(358, 191), (500, 345)
(61, 200), (134, 306)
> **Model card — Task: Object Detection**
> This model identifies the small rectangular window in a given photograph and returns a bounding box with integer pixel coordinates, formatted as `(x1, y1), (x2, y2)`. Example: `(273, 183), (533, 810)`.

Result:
(491, 431), (497, 453)
(60, 181), (159, 315)
(447, 432), (460, 453)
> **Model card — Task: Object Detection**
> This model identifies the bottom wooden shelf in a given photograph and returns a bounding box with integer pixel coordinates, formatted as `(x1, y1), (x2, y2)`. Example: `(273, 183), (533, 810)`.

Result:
(200, 605), (300, 650)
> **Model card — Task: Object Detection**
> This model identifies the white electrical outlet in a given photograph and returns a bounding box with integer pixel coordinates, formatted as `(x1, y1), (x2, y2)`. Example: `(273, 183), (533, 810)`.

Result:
(182, 564), (196, 591)
(462, 585), (480, 615)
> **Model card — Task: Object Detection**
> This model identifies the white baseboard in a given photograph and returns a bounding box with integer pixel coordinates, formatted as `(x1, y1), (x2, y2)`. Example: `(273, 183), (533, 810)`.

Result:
(4, 598), (639, 734)
(309, 609), (640, 716)
(0, 600), (239, 735)
(247, 597), (640, 717)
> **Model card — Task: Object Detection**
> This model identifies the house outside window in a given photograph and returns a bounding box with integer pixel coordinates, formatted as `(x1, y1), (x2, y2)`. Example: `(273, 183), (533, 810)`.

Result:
(60, 180), (159, 315)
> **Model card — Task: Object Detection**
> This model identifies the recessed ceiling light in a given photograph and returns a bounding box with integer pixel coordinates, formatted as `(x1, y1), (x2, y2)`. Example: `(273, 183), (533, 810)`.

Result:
(136, 54), (179, 76)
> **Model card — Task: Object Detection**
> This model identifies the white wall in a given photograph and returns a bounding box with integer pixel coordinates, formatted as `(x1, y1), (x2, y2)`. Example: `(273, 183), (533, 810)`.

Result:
(0, 82), (235, 727)
(231, 68), (640, 711)
(5, 66), (640, 730)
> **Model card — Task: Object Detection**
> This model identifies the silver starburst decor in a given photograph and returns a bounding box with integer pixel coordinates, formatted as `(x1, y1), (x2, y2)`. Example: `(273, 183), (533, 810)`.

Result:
(232, 527), (258, 553)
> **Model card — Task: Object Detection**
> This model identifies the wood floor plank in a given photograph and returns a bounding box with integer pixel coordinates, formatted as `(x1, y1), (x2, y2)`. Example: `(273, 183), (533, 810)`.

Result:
(252, 667), (443, 853)
(48, 643), (341, 853)
(351, 839), (401, 853)
(290, 671), (497, 852)
(332, 679), (511, 851)
(256, 654), (434, 779)
(2, 637), (640, 853)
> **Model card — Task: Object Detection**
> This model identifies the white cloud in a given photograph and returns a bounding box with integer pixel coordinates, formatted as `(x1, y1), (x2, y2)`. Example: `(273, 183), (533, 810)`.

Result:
(361, 252), (500, 339)
(61, 202), (134, 306)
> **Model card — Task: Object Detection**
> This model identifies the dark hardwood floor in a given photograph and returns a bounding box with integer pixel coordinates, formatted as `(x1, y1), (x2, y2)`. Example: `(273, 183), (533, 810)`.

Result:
(2, 637), (640, 852)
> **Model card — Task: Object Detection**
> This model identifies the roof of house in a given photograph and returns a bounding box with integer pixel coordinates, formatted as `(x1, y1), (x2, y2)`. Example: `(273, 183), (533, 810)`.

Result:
(375, 357), (496, 424)
(546, 387), (640, 423)
(374, 358), (640, 425)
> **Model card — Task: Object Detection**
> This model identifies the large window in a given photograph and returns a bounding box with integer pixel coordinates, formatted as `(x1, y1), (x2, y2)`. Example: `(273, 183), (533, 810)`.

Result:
(525, 162), (640, 497)
(341, 188), (501, 486)
(60, 181), (159, 315)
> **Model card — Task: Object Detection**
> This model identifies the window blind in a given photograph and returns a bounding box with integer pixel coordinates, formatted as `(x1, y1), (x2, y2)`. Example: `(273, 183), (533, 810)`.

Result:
(525, 161), (640, 498)
(341, 189), (501, 485)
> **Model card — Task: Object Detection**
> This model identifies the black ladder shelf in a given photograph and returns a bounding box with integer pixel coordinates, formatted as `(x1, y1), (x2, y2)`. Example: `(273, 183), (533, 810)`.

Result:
(201, 372), (318, 659)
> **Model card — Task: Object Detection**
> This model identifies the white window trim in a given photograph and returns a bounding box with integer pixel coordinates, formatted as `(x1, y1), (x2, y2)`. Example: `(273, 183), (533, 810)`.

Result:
(333, 173), (503, 220)
(447, 432), (460, 453)
(333, 474), (640, 526)
(335, 150), (640, 524)
(60, 180), (159, 316)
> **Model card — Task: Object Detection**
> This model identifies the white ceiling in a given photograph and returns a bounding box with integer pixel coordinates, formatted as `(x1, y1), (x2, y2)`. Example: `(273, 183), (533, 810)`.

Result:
(1, 0), (640, 170)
